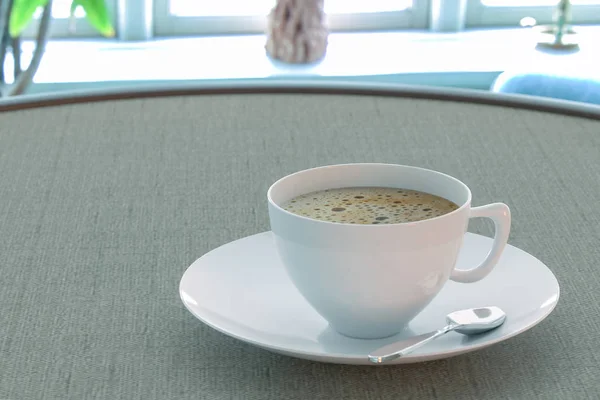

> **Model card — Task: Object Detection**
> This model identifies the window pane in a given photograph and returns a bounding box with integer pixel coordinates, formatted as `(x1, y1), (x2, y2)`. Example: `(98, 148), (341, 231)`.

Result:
(327, 0), (412, 13)
(482, 0), (600, 6)
(33, 0), (86, 19)
(169, 0), (412, 17)
(170, 0), (272, 16)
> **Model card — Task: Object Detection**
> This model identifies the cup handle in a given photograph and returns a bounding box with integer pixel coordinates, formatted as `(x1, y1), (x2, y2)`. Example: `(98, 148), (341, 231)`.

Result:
(450, 203), (511, 283)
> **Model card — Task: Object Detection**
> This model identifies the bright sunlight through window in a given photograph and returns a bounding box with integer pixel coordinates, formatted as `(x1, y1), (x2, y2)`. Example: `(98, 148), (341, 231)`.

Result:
(482, 0), (600, 6)
(169, 0), (413, 17)
(33, 0), (86, 19)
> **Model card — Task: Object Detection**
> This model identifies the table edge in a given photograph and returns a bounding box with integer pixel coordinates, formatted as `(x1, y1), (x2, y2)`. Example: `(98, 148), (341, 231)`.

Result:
(1, 80), (600, 120)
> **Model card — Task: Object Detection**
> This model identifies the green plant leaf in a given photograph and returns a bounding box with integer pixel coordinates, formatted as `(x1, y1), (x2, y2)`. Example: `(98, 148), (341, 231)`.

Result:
(9, 0), (49, 37)
(74, 0), (115, 37)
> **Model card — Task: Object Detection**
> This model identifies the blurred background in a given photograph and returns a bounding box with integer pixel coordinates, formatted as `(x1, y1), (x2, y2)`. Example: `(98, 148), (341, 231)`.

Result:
(1, 0), (599, 101)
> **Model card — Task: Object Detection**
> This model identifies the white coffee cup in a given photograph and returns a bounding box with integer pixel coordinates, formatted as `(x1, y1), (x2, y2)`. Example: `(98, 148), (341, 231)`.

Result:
(267, 163), (511, 339)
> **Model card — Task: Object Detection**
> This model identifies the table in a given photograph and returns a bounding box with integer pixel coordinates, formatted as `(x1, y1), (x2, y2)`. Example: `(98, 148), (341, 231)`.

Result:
(1, 82), (599, 399)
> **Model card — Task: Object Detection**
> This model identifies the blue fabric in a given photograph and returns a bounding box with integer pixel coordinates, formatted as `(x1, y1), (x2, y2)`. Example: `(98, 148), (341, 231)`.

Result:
(492, 72), (600, 105)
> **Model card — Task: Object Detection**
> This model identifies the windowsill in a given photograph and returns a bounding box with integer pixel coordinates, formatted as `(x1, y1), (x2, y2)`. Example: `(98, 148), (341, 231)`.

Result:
(13, 25), (600, 94)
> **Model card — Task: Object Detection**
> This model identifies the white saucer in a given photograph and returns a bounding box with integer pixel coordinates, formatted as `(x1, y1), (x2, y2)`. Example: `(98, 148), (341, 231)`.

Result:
(180, 232), (560, 365)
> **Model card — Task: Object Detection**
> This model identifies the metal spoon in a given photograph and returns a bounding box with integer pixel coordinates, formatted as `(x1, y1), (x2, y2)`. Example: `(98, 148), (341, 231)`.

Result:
(368, 306), (506, 364)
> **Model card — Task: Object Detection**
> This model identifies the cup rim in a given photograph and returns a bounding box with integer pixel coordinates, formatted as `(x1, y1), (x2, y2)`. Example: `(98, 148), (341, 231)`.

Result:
(267, 163), (473, 227)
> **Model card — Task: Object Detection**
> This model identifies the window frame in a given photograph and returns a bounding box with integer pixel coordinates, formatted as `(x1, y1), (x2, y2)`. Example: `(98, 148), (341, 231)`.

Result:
(466, 0), (600, 27)
(20, 0), (119, 39)
(153, 0), (430, 37)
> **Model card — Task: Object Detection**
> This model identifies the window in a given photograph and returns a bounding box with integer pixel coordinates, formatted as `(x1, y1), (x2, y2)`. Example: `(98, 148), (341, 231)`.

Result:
(11, 0), (600, 41)
(153, 0), (429, 36)
(20, 0), (118, 38)
(466, 0), (600, 27)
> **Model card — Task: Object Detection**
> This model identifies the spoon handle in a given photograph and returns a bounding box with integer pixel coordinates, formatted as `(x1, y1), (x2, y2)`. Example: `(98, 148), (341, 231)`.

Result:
(368, 324), (458, 364)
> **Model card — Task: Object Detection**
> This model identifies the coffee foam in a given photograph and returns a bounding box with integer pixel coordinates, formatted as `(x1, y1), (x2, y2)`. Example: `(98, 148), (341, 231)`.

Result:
(282, 187), (458, 224)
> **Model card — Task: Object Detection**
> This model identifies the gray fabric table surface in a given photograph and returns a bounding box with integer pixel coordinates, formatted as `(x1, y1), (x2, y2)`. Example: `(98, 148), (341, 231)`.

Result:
(0, 85), (599, 400)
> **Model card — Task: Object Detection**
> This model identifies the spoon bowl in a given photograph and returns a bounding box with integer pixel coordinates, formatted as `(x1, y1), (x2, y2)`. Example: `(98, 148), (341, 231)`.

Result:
(449, 306), (507, 335)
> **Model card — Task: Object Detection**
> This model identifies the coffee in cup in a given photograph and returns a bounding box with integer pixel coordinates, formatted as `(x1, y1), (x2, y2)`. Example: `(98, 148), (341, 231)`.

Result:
(282, 187), (459, 224)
